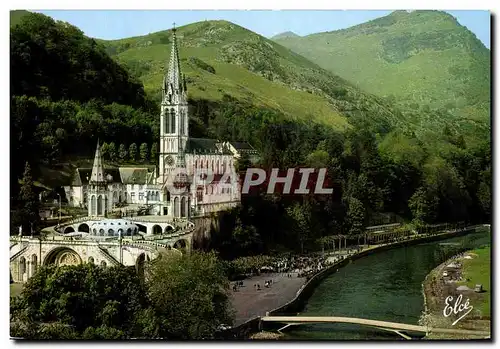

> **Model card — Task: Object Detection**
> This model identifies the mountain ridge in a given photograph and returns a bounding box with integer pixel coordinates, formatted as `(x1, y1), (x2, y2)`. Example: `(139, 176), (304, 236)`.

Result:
(273, 10), (490, 131)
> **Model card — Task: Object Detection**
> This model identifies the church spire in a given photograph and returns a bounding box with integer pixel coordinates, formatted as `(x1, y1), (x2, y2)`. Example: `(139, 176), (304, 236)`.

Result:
(163, 24), (186, 104)
(90, 140), (105, 184)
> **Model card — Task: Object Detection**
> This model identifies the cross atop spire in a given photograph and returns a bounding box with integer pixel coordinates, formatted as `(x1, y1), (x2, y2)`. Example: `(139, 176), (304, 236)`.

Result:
(89, 140), (105, 184)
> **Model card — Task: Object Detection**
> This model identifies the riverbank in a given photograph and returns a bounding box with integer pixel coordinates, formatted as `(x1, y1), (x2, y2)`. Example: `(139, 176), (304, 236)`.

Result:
(234, 225), (488, 339)
(422, 245), (491, 339)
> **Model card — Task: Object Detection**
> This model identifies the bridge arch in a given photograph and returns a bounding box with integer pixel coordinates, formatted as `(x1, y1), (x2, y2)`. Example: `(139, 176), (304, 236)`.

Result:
(78, 223), (90, 233)
(164, 225), (174, 234)
(43, 247), (82, 266)
(64, 226), (75, 234)
(173, 239), (188, 251)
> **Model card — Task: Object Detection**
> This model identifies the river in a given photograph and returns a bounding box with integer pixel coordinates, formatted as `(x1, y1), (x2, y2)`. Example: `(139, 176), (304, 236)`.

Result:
(284, 228), (491, 340)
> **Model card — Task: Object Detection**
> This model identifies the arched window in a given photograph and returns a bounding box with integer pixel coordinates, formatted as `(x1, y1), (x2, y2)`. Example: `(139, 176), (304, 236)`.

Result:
(99, 229), (105, 236)
(19, 257), (26, 276)
(100, 260), (107, 268)
(108, 229), (114, 236)
(88, 257), (94, 264)
(31, 255), (37, 276)
(93, 228), (97, 235)
(170, 109), (176, 134)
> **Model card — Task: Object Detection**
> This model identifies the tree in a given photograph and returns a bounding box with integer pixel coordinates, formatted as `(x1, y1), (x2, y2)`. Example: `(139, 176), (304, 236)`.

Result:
(100, 142), (110, 160)
(145, 251), (234, 339)
(347, 197), (365, 235)
(129, 143), (137, 162)
(286, 202), (311, 253)
(235, 152), (251, 173)
(408, 187), (439, 225)
(118, 144), (127, 161)
(14, 162), (40, 235)
(140, 143), (149, 162)
(10, 263), (149, 339)
(108, 142), (117, 162)
(150, 144), (158, 165)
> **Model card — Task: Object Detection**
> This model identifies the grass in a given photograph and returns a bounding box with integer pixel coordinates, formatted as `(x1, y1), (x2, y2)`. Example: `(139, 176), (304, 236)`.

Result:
(458, 245), (491, 317)
(97, 20), (407, 132)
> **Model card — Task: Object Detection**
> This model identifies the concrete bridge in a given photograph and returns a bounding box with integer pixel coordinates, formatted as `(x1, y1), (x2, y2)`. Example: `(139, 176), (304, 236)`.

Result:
(260, 316), (490, 339)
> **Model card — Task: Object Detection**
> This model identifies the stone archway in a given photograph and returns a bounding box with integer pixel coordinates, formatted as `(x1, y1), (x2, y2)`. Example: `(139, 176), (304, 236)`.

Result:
(152, 225), (162, 235)
(136, 224), (147, 234)
(173, 239), (188, 252)
(164, 225), (174, 234)
(44, 247), (82, 266)
(31, 254), (38, 276)
(78, 223), (90, 233)
(64, 226), (75, 234)
(19, 257), (26, 281)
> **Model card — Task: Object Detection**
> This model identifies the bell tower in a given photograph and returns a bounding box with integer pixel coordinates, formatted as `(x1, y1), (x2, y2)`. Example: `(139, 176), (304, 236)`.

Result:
(158, 24), (189, 185)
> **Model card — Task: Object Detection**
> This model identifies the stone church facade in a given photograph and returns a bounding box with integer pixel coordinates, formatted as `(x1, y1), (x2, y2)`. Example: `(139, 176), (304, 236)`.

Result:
(63, 27), (258, 218)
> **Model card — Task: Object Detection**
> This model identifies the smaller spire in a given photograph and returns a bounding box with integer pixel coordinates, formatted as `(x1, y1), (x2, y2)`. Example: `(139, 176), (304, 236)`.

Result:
(90, 140), (105, 184)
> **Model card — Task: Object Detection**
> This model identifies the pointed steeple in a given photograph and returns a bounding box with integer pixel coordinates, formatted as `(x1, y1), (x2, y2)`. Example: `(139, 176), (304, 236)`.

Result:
(90, 140), (105, 184)
(163, 25), (186, 103)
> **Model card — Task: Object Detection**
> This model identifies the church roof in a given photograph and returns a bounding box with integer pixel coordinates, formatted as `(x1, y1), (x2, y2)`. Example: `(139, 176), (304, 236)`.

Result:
(119, 168), (149, 185)
(186, 138), (233, 155)
(71, 168), (122, 186)
(229, 141), (258, 153)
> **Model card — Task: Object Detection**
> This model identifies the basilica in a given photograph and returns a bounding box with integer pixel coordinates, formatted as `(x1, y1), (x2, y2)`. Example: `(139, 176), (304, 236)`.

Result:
(63, 27), (257, 219)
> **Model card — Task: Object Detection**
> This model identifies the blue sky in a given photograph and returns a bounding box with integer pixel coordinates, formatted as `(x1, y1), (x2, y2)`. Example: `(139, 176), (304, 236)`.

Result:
(35, 10), (490, 48)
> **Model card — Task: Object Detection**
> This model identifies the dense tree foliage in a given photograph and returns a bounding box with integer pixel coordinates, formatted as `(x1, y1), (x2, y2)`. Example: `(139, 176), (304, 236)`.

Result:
(195, 96), (491, 258)
(11, 12), (147, 107)
(11, 252), (233, 339)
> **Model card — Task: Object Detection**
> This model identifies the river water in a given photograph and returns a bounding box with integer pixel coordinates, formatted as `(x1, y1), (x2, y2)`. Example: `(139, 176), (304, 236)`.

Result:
(285, 229), (491, 340)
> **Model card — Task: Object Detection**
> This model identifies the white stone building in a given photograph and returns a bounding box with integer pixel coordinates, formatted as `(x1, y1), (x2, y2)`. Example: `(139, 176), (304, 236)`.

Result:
(63, 27), (257, 218)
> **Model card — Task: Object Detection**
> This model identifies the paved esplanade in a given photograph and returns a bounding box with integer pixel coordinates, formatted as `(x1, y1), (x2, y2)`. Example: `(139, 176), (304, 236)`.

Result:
(231, 273), (306, 326)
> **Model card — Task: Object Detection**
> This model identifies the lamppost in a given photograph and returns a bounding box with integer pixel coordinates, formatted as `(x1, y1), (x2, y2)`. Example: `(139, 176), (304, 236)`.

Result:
(57, 193), (61, 224)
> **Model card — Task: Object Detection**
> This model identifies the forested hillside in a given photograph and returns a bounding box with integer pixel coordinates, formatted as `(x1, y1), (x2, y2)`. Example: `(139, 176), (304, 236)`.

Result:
(10, 12), (158, 211)
(10, 11), (491, 253)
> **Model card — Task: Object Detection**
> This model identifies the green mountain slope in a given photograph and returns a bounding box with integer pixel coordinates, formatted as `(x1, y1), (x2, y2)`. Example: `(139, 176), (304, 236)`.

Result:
(99, 20), (409, 132)
(274, 10), (490, 129)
